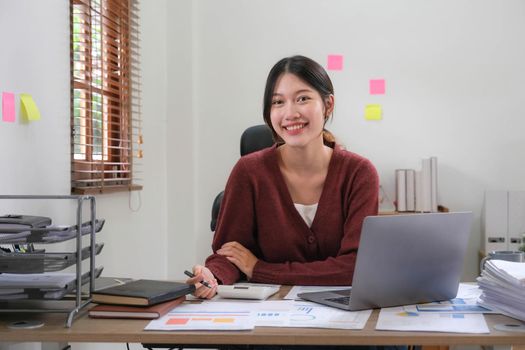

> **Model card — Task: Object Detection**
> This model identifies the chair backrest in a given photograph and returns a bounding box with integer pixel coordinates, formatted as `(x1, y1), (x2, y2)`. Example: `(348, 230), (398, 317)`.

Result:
(210, 191), (225, 232)
(210, 124), (274, 231)
(240, 125), (274, 156)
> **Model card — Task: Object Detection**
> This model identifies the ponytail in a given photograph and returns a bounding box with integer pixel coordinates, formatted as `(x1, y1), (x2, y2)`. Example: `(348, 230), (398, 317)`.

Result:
(322, 129), (336, 147)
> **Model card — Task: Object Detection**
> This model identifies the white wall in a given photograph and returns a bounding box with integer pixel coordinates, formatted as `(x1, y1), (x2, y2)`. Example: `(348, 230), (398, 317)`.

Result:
(165, 0), (198, 279)
(0, 1), (168, 348)
(167, 0), (525, 280)
(0, 0), (70, 196)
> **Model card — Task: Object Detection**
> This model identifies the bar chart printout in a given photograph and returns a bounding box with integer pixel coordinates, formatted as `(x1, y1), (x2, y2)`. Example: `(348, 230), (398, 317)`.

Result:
(144, 301), (255, 331)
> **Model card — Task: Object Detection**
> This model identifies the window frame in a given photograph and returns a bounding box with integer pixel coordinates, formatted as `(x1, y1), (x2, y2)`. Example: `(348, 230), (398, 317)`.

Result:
(70, 0), (142, 195)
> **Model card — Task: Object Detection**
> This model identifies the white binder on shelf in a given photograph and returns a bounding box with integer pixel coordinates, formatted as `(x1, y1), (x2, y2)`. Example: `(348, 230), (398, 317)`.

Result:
(395, 169), (407, 212)
(482, 190), (508, 254)
(508, 191), (525, 252)
(421, 158), (432, 212)
(430, 157), (438, 212)
(415, 170), (423, 212)
(405, 169), (415, 212)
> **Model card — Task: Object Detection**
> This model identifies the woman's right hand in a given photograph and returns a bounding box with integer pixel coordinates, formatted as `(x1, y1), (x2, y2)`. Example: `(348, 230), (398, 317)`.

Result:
(185, 265), (218, 299)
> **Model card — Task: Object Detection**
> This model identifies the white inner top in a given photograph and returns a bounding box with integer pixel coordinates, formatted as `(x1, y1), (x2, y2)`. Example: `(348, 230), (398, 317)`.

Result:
(294, 203), (319, 228)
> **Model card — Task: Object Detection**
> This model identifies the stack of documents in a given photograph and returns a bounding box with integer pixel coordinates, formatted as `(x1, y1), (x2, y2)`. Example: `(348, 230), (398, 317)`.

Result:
(0, 267), (103, 300)
(477, 260), (525, 321)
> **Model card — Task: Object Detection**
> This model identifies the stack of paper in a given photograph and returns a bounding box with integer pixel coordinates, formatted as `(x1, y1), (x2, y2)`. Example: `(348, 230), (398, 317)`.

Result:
(477, 260), (525, 321)
(0, 267), (103, 300)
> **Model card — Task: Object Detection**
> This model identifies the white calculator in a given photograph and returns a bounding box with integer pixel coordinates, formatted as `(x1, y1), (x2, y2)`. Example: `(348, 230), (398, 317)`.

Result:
(217, 283), (280, 300)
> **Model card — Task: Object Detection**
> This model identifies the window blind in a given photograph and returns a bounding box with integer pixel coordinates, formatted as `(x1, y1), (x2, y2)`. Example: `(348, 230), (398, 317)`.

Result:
(70, 0), (143, 194)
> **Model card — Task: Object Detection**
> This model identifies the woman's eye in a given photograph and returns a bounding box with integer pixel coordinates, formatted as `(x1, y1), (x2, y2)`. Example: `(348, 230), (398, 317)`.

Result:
(272, 100), (283, 105)
(297, 96), (310, 103)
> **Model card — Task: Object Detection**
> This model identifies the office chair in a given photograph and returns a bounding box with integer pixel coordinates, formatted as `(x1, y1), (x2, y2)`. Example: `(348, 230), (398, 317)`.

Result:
(210, 124), (274, 232)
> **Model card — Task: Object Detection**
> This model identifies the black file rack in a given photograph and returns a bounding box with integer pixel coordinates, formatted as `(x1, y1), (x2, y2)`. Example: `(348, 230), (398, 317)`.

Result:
(0, 195), (103, 327)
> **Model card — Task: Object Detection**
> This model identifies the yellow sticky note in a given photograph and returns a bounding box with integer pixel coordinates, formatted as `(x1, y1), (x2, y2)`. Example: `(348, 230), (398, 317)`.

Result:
(365, 104), (382, 121)
(20, 93), (41, 121)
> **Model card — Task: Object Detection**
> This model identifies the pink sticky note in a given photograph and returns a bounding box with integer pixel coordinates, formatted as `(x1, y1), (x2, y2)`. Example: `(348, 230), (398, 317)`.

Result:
(2, 92), (16, 123)
(370, 79), (386, 95)
(327, 55), (343, 71)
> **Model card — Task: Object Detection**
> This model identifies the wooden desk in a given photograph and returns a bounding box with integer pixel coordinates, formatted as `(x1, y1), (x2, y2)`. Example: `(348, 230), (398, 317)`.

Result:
(0, 287), (524, 348)
(0, 309), (524, 348)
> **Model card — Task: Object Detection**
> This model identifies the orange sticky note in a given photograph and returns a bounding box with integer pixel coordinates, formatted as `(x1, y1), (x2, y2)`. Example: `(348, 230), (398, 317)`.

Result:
(2, 92), (16, 123)
(327, 55), (343, 71)
(20, 93), (41, 121)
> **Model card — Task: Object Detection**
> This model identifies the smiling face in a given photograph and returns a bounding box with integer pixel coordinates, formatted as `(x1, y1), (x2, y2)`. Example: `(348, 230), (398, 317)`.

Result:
(270, 73), (333, 149)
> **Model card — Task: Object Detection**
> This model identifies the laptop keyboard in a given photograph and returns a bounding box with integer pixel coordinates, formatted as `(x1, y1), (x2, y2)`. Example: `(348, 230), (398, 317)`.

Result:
(326, 296), (350, 305)
(326, 289), (352, 305)
(332, 289), (351, 296)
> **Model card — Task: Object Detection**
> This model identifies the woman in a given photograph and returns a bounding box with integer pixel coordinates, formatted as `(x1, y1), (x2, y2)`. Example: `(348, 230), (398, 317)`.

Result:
(187, 55), (379, 299)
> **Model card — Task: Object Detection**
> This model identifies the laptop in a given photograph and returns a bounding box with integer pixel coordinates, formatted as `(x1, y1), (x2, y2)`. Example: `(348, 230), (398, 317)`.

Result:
(298, 212), (472, 311)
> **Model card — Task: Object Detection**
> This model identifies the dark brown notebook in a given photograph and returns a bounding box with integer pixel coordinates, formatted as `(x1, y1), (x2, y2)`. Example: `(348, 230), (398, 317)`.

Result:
(89, 296), (185, 319)
(91, 279), (195, 306)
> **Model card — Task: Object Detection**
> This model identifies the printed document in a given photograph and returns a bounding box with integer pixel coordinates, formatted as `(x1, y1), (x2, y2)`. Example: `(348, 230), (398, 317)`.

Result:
(376, 305), (490, 333)
(145, 301), (256, 331)
(456, 283), (482, 299)
(255, 300), (371, 330)
(145, 299), (371, 331)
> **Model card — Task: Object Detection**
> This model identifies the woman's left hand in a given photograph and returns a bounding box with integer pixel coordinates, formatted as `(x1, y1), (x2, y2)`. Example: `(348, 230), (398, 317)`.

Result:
(217, 241), (258, 279)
